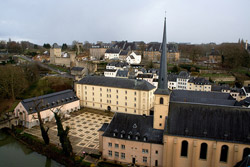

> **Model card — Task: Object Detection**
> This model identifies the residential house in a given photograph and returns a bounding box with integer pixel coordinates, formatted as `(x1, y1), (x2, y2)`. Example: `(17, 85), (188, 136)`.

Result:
(126, 52), (141, 64)
(104, 48), (121, 60)
(187, 77), (212, 91)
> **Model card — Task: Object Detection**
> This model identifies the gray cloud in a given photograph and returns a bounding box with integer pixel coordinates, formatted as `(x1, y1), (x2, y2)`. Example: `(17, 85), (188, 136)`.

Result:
(0, 0), (249, 45)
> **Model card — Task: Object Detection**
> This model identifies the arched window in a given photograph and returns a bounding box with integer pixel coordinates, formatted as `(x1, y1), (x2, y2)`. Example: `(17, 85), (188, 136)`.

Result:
(220, 145), (228, 162)
(160, 97), (164, 104)
(243, 148), (250, 159)
(181, 140), (188, 157)
(199, 143), (208, 160)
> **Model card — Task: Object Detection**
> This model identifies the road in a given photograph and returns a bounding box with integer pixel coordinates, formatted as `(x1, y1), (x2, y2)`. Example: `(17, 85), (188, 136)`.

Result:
(15, 55), (74, 79)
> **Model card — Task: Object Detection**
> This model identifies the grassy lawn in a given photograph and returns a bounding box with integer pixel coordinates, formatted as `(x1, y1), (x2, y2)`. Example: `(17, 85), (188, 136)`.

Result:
(199, 73), (232, 78)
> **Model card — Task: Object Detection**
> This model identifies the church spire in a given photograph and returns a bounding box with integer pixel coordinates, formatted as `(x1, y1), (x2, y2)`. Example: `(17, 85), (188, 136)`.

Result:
(154, 17), (170, 95)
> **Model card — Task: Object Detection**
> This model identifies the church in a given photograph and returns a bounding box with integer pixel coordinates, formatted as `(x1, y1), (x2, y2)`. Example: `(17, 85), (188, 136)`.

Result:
(98, 18), (250, 167)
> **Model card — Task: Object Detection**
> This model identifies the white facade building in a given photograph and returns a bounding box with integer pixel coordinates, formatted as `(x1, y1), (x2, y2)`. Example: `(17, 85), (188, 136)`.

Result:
(126, 52), (141, 64)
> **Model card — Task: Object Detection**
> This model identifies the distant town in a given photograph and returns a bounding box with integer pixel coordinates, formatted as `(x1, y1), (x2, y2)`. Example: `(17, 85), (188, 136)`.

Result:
(0, 19), (250, 167)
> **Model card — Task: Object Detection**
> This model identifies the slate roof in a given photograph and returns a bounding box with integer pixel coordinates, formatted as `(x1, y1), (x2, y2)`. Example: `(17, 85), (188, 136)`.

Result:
(165, 102), (250, 144)
(105, 48), (120, 54)
(107, 62), (128, 68)
(116, 70), (128, 77)
(120, 50), (129, 56)
(124, 42), (137, 51)
(147, 42), (161, 51)
(168, 73), (177, 82)
(178, 71), (189, 78)
(170, 90), (237, 106)
(188, 77), (211, 85)
(21, 90), (79, 114)
(238, 97), (250, 107)
(71, 67), (84, 71)
(78, 76), (155, 91)
(98, 123), (109, 132)
(102, 113), (164, 144)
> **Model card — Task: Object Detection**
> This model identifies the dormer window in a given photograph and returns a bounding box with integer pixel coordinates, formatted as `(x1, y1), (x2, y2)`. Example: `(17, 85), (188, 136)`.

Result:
(143, 136), (147, 142)
(121, 130), (125, 138)
(128, 135), (131, 139)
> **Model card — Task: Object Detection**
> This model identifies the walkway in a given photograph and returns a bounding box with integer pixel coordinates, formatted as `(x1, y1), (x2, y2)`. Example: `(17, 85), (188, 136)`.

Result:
(24, 109), (113, 155)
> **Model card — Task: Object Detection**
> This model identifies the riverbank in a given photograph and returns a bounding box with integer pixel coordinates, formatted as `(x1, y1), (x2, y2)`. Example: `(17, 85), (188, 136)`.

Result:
(2, 127), (92, 167)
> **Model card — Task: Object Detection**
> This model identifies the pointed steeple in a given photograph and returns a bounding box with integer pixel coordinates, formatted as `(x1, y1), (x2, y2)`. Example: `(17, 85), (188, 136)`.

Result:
(154, 17), (170, 95)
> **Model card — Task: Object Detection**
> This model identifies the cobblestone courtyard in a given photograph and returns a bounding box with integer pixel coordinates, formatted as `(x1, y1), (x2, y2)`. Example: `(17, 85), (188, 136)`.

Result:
(24, 109), (112, 155)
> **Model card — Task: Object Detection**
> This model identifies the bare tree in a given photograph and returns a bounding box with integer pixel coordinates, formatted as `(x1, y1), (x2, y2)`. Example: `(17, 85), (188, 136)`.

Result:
(33, 99), (50, 145)
(50, 108), (72, 156)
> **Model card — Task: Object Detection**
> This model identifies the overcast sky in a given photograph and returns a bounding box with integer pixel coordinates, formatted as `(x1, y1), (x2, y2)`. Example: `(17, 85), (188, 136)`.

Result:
(0, 0), (249, 45)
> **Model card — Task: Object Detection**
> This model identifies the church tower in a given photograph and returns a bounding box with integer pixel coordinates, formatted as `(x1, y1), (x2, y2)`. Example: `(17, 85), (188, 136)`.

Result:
(153, 17), (171, 130)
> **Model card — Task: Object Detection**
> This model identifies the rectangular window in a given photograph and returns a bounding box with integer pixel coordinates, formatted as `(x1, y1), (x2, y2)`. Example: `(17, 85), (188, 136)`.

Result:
(142, 149), (148, 154)
(108, 150), (112, 157)
(134, 92), (136, 95)
(125, 96), (127, 100)
(100, 93), (102, 97)
(125, 102), (127, 106)
(100, 88), (102, 91)
(116, 95), (118, 99)
(115, 144), (119, 148)
(134, 97), (136, 101)
(115, 152), (119, 158)
(121, 145), (125, 149)
(116, 101), (118, 105)
(108, 142), (112, 147)
(143, 156), (147, 163)
(125, 91), (127, 94)
(116, 90), (118, 93)
(134, 104), (136, 107)
(155, 150), (158, 154)
(121, 153), (125, 159)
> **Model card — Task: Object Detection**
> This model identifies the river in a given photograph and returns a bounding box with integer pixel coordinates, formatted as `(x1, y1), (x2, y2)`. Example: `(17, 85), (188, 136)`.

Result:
(0, 130), (64, 167)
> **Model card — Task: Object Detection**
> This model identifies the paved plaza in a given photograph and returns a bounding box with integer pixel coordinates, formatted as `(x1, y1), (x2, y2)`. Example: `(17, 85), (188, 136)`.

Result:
(24, 109), (113, 155)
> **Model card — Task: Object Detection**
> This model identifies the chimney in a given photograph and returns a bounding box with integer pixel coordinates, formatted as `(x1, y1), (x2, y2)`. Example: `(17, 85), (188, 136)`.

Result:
(246, 40), (248, 50)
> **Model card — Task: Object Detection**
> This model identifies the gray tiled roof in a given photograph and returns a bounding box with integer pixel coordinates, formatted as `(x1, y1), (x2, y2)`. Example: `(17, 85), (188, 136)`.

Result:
(170, 90), (236, 106)
(102, 113), (163, 144)
(178, 71), (189, 78)
(116, 70), (128, 77)
(165, 102), (250, 144)
(105, 48), (120, 54)
(78, 76), (155, 91)
(98, 123), (109, 132)
(188, 77), (211, 85)
(21, 90), (79, 114)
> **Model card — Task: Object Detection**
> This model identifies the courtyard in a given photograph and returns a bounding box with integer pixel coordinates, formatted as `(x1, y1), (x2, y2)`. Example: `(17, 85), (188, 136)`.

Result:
(24, 108), (113, 155)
